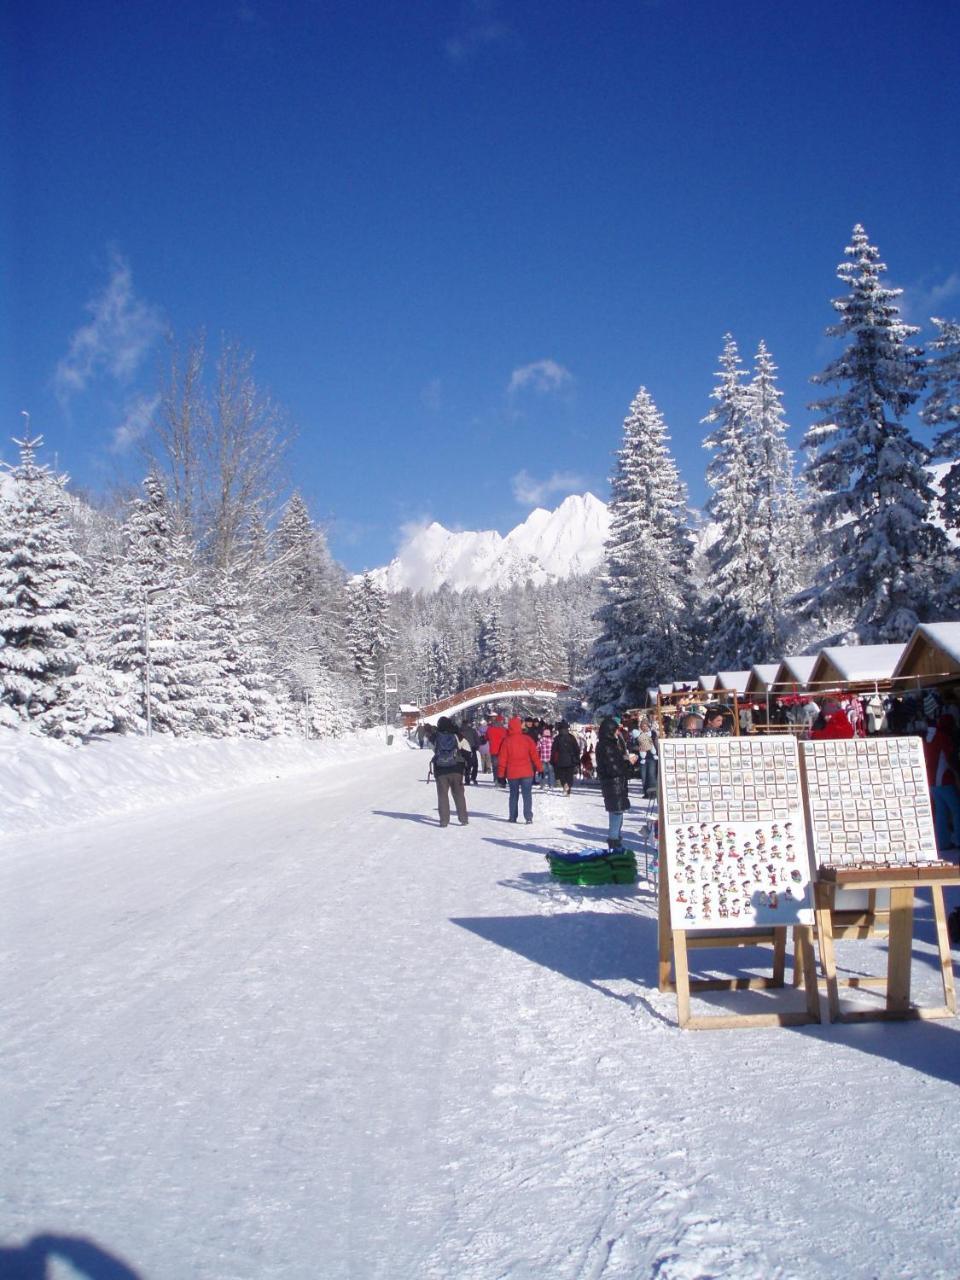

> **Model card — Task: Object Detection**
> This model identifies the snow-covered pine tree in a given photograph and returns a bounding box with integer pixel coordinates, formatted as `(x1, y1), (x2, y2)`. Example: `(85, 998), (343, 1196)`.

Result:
(427, 634), (455, 701)
(801, 225), (948, 642)
(922, 317), (960, 534)
(700, 336), (765, 669)
(203, 563), (283, 736)
(587, 387), (693, 711)
(346, 573), (396, 724)
(739, 341), (812, 655)
(273, 492), (357, 730)
(0, 435), (92, 739)
(476, 599), (510, 683)
(100, 472), (222, 735)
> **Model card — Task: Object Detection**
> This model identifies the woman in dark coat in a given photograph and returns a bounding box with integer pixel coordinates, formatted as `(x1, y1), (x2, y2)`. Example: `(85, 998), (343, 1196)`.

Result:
(595, 716), (638, 849)
(550, 721), (581, 796)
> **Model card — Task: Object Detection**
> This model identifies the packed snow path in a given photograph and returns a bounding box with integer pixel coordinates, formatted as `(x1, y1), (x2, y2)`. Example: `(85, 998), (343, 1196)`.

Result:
(3, 746), (960, 1280)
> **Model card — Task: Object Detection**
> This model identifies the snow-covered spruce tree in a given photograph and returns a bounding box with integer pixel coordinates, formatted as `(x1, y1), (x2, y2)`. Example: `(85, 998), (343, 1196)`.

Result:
(0, 436), (93, 739)
(922, 317), (960, 536)
(202, 563), (283, 736)
(475, 599), (510, 683)
(100, 472), (222, 735)
(801, 224), (947, 642)
(587, 387), (694, 712)
(273, 492), (357, 732)
(427, 634), (455, 701)
(739, 341), (813, 655)
(700, 336), (768, 669)
(346, 573), (396, 725)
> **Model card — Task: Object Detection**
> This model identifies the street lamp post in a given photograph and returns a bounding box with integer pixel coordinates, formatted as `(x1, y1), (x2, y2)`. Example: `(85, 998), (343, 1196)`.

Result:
(142, 584), (173, 737)
(383, 667), (398, 744)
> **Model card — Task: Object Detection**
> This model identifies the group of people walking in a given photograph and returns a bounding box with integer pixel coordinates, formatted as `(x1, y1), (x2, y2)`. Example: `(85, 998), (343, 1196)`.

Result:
(424, 711), (646, 848)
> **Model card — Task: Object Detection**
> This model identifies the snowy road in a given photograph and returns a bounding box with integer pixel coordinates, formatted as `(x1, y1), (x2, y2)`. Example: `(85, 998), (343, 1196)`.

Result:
(3, 746), (960, 1279)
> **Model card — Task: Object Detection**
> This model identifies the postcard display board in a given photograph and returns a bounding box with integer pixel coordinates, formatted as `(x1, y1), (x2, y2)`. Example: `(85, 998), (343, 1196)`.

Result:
(657, 737), (821, 1029)
(802, 737), (937, 873)
(802, 737), (958, 1022)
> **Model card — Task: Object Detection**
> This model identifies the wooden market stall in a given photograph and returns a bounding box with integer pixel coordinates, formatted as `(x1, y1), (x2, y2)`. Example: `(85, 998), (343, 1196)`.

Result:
(770, 654), (818, 693)
(806, 643), (906, 692)
(891, 622), (960, 687)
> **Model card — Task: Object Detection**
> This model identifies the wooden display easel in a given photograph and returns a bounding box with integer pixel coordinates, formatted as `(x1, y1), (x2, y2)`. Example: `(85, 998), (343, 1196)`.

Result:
(814, 866), (959, 1022)
(657, 821), (822, 1029)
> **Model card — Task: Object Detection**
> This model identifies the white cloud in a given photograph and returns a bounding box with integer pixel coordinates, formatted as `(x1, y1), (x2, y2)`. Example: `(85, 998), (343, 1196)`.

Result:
(900, 272), (960, 324)
(54, 252), (164, 406)
(511, 469), (586, 506)
(110, 393), (160, 454)
(507, 358), (574, 397)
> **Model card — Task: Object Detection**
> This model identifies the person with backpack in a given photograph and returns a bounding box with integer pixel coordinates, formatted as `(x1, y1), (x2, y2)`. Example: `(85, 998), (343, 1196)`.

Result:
(431, 716), (470, 827)
(496, 716), (543, 823)
(551, 721), (581, 796)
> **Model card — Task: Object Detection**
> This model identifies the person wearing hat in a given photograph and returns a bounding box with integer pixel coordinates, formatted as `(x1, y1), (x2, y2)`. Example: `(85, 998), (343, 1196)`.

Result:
(596, 715), (639, 849)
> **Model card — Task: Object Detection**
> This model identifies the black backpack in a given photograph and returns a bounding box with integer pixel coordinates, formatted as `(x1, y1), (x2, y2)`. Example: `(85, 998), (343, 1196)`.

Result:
(434, 731), (462, 769)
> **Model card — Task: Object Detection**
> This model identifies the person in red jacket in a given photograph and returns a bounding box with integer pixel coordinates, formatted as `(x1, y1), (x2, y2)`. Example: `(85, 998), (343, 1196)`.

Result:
(485, 714), (508, 787)
(497, 716), (543, 823)
(808, 696), (854, 740)
(924, 714), (960, 852)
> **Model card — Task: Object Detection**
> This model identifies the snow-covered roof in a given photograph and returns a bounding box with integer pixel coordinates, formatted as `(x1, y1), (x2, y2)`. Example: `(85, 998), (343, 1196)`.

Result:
(658, 682), (674, 695)
(697, 674), (717, 691)
(810, 643), (906, 684)
(646, 687), (660, 706)
(672, 680), (698, 693)
(773, 655), (818, 687)
(745, 663), (780, 692)
(398, 703), (421, 714)
(715, 670), (750, 694)
(892, 623), (960, 681)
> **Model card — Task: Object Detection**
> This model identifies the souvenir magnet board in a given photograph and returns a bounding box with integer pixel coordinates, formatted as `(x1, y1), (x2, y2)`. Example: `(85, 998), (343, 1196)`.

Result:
(660, 737), (814, 930)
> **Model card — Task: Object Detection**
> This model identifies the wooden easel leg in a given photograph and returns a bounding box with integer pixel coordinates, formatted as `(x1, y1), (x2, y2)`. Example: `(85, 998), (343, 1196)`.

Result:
(887, 886), (915, 1014)
(792, 929), (804, 987)
(796, 925), (822, 1023)
(931, 885), (957, 1014)
(673, 929), (692, 1028)
(772, 926), (787, 987)
(815, 885), (840, 1023)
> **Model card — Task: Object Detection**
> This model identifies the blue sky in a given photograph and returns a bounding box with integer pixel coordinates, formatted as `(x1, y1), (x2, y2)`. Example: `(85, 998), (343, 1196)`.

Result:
(4, 0), (960, 571)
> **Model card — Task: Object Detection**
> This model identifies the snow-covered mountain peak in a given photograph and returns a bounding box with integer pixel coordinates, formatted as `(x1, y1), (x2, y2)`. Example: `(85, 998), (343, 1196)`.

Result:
(368, 493), (612, 594)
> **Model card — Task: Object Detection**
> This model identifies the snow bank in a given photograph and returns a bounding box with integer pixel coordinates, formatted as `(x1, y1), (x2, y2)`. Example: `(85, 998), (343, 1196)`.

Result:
(0, 728), (408, 840)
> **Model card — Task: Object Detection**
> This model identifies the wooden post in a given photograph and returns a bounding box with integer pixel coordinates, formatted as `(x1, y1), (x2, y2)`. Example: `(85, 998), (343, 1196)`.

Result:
(886, 885), (915, 1013)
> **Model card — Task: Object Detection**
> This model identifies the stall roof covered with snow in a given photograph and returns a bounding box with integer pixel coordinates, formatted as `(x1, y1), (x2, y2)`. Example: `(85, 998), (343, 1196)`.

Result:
(697, 674), (718, 691)
(808, 643), (906, 689)
(715, 670), (750, 695)
(771, 654), (818, 690)
(892, 622), (960, 685)
(745, 663), (781, 694)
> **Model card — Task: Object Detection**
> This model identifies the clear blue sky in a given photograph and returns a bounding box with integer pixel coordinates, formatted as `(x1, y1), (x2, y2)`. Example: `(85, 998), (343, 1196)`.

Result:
(3, 0), (959, 571)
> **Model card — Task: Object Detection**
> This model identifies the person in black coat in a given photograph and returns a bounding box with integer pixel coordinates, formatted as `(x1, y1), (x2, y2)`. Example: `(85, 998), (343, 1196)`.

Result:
(458, 721), (480, 785)
(550, 721), (581, 796)
(595, 716), (638, 849)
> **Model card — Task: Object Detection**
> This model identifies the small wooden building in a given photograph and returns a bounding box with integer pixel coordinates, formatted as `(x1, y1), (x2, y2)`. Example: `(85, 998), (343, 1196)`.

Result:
(745, 663), (781, 694)
(770, 654), (818, 692)
(891, 622), (960, 687)
(807, 643), (906, 691)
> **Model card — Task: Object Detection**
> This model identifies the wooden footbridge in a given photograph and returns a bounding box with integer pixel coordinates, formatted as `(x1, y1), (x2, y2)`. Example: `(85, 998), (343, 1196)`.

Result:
(414, 677), (573, 725)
